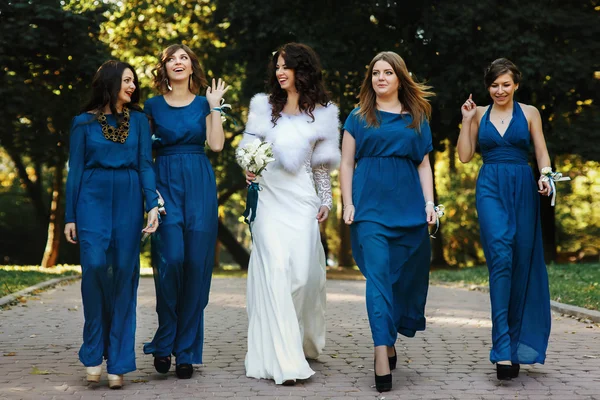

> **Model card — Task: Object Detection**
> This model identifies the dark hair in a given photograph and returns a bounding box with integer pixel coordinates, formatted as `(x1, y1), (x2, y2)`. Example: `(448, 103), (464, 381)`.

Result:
(358, 51), (433, 132)
(267, 42), (330, 125)
(484, 58), (522, 88)
(153, 44), (207, 94)
(81, 60), (142, 122)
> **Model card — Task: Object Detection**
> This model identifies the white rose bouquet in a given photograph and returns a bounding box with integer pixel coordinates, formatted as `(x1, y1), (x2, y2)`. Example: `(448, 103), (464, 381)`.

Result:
(236, 138), (275, 177)
(236, 138), (275, 226)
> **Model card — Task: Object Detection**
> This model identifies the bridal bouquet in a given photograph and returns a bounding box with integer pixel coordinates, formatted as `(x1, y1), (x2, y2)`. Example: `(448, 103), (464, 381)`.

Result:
(236, 138), (275, 226)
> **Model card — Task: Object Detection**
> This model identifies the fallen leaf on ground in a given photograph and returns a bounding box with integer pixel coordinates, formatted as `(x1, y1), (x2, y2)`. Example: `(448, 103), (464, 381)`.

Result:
(31, 367), (50, 375)
(3, 352), (16, 356)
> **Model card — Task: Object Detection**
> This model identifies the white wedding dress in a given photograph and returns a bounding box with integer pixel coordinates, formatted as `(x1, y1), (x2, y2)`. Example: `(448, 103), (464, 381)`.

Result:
(240, 95), (339, 385)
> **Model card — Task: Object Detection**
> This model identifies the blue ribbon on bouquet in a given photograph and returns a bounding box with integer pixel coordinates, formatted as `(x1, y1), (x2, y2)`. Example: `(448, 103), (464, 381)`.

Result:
(212, 98), (239, 127)
(242, 182), (262, 231)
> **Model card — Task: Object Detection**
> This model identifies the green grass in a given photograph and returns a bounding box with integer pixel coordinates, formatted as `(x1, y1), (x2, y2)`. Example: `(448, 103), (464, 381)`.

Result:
(431, 263), (600, 311)
(0, 265), (80, 298)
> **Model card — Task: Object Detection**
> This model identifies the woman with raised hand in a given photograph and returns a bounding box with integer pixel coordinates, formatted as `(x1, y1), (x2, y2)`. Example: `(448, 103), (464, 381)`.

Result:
(64, 60), (159, 389)
(239, 42), (340, 385)
(458, 58), (551, 380)
(143, 44), (229, 379)
(339, 51), (436, 392)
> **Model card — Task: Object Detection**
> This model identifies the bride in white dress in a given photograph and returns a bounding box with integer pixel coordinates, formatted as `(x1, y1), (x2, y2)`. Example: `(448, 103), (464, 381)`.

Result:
(238, 43), (340, 385)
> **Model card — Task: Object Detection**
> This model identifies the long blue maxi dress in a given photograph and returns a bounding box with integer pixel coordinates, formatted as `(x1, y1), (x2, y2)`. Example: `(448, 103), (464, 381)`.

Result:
(143, 95), (218, 365)
(65, 110), (158, 375)
(344, 109), (432, 346)
(476, 102), (551, 364)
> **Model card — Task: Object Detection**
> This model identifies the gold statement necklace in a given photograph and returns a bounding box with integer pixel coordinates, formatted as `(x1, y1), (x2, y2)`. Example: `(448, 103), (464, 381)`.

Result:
(97, 107), (130, 143)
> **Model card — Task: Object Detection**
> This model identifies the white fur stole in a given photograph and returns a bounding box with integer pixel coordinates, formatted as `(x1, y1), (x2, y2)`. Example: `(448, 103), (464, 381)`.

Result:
(239, 93), (341, 173)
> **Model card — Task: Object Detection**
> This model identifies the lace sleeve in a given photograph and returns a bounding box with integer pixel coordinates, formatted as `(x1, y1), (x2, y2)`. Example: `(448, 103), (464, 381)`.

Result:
(313, 164), (333, 210)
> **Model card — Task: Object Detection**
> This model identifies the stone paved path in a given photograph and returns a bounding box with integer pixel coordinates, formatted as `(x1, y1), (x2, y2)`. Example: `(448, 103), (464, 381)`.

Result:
(1, 277), (599, 399)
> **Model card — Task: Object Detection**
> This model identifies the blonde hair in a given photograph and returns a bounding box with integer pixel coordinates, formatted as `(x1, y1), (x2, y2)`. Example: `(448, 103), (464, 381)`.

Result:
(358, 51), (434, 132)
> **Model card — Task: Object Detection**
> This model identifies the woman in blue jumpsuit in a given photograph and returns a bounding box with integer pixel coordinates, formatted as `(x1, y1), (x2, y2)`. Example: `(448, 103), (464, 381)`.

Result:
(64, 60), (159, 389)
(458, 58), (552, 380)
(340, 52), (437, 392)
(143, 44), (229, 379)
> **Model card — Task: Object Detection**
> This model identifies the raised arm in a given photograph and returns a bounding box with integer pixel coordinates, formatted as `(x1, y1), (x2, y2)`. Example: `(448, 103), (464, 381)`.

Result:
(205, 78), (230, 152)
(457, 94), (480, 163)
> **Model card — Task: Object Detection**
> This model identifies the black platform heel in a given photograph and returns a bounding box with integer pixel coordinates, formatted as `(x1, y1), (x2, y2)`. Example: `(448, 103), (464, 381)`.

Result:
(374, 361), (392, 392)
(153, 355), (171, 374)
(510, 363), (520, 378)
(176, 363), (193, 379)
(496, 364), (513, 381)
(388, 346), (397, 371)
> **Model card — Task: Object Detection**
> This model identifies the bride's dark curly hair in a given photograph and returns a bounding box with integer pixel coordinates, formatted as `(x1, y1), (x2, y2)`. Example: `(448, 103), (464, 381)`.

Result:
(267, 43), (330, 125)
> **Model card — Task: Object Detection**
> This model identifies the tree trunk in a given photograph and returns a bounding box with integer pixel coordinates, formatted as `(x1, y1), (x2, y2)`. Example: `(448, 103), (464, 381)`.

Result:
(5, 148), (48, 225)
(448, 140), (457, 175)
(217, 219), (250, 269)
(337, 194), (354, 267)
(429, 150), (449, 268)
(41, 162), (64, 268)
(214, 240), (221, 268)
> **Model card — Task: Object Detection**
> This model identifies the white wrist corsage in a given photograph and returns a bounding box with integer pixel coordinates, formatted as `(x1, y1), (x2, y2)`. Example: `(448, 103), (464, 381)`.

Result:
(540, 167), (571, 206)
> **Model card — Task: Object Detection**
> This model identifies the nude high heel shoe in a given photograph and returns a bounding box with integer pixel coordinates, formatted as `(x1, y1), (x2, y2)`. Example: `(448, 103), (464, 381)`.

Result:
(107, 373), (124, 389)
(86, 365), (102, 383)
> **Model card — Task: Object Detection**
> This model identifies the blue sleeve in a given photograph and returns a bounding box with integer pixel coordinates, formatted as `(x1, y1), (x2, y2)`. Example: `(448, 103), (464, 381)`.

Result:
(199, 96), (211, 118)
(421, 120), (433, 154)
(65, 116), (86, 224)
(137, 113), (159, 211)
(343, 109), (359, 138)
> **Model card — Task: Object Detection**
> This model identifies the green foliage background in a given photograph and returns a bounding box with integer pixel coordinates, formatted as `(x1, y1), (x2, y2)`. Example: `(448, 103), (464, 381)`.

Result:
(0, 0), (598, 267)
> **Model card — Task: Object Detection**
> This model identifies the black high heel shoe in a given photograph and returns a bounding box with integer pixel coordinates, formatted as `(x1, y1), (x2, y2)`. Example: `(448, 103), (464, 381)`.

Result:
(496, 364), (513, 381)
(176, 363), (193, 379)
(510, 363), (520, 378)
(388, 346), (397, 371)
(374, 360), (392, 392)
(153, 355), (171, 374)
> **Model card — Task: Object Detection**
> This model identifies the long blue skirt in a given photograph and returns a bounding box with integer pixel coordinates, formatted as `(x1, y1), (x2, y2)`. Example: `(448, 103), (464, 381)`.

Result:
(77, 168), (143, 375)
(477, 163), (551, 364)
(144, 148), (217, 365)
(351, 222), (430, 346)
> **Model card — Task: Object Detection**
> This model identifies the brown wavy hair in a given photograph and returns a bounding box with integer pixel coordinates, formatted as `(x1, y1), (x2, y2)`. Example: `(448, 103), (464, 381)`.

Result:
(484, 58), (522, 88)
(153, 44), (208, 94)
(357, 51), (434, 132)
(267, 43), (330, 125)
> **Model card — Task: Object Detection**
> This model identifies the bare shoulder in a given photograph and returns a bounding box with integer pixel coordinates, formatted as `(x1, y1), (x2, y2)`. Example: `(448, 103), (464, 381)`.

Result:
(474, 105), (488, 125)
(519, 103), (542, 126)
(519, 102), (540, 116)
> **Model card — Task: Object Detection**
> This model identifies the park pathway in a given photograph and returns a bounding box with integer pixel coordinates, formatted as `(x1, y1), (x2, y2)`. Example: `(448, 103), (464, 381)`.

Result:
(1, 277), (599, 399)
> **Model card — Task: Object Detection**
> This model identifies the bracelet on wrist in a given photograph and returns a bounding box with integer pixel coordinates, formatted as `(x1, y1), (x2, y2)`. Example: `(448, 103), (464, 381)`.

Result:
(425, 201), (435, 207)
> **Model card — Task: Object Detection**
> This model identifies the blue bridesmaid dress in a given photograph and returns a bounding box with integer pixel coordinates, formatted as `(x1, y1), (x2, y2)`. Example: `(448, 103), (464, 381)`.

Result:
(476, 101), (551, 364)
(142, 95), (217, 366)
(65, 110), (158, 375)
(343, 109), (432, 346)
